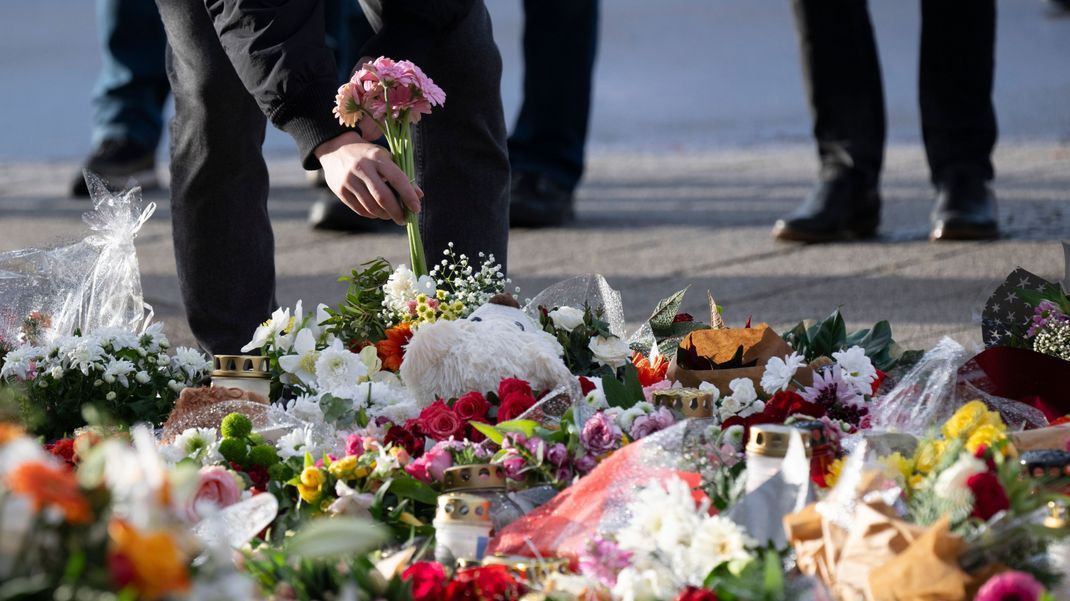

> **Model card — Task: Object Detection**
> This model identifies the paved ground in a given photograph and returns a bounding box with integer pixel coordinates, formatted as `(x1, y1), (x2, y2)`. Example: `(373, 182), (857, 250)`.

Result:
(1, 1), (1069, 353)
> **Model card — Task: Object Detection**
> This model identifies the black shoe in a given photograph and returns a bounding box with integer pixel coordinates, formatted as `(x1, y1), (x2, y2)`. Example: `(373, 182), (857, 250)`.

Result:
(930, 166), (999, 241)
(70, 138), (158, 198)
(771, 168), (881, 242)
(308, 196), (392, 232)
(510, 172), (575, 228)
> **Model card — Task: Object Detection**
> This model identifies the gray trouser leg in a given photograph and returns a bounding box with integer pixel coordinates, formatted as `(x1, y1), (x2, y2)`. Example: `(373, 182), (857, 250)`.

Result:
(156, 0), (274, 354)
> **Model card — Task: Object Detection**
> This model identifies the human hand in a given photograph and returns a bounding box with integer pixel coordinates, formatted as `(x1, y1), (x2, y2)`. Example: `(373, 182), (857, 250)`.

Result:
(314, 132), (422, 225)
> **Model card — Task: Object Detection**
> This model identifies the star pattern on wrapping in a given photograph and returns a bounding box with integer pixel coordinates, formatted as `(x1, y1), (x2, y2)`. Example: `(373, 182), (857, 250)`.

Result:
(982, 267), (1052, 347)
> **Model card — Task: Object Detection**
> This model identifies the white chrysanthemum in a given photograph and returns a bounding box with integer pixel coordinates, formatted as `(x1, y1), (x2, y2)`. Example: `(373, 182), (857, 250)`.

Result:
(583, 377), (608, 410)
(314, 340), (368, 396)
(618, 402), (654, 431)
(94, 327), (141, 350)
(284, 394), (325, 425)
(103, 358), (136, 387)
(68, 338), (105, 375)
(761, 352), (805, 395)
(686, 515), (755, 584)
(171, 427), (221, 464)
(831, 346), (877, 395)
(617, 477), (707, 556)
(140, 322), (168, 352)
(278, 328), (320, 387)
(1, 346), (40, 380)
(276, 426), (314, 460)
(363, 381), (421, 423)
(173, 347), (210, 380)
(612, 566), (675, 601)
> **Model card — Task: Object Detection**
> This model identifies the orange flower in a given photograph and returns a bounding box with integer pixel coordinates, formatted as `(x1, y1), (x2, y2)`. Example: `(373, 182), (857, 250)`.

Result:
(6, 461), (91, 524)
(0, 422), (25, 444)
(376, 322), (413, 372)
(108, 520), (190, 600)
(632, 352), (669, 387)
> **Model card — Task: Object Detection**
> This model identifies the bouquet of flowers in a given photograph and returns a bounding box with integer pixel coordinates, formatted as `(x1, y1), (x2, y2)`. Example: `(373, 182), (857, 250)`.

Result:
(333, 56), (446, 276)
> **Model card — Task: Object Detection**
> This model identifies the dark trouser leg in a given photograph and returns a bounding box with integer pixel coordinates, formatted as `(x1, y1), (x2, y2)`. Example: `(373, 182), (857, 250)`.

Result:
(92, 0), (170, 150)
(156, 0), (275, 354)
(790, 0), (885, 185)
(508, 0), (599, 192)
(410, 2), (511, 272)
(919, 0), (997, 183)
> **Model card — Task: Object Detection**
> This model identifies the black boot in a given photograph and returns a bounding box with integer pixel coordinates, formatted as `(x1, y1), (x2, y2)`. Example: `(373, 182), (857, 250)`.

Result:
(70, 138), (159, 198)
(308, 196), (391, 232)
(772, 168), (880, 242)
(930, 166), (998, 241)
(510, 172), (575, 228)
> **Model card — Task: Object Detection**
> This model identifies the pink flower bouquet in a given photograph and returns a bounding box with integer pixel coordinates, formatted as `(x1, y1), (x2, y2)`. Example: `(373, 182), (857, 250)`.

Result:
(333, 57), (446, 276)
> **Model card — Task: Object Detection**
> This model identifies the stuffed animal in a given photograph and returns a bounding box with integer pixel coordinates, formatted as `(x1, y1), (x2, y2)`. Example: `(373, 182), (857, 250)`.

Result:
(400, 294), (574, 403)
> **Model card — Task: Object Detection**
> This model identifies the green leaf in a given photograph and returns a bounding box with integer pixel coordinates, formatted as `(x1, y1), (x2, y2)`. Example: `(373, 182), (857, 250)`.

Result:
(808, 309), (847, 357)
(495, 419), (540, 439)
(648, 287), (689, 335)
(470, 421), (504, 445)
(386, 474), (440, 506)
(285, 517), (389, 559)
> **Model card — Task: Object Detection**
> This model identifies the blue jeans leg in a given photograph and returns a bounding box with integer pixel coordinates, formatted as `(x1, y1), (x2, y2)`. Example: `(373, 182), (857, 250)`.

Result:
(91, 0), (170, 151)
(508, 0), (599, 193)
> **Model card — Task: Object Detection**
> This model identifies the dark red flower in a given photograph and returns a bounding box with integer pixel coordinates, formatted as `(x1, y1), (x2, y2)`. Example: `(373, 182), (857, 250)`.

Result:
(497, 391), (536, 423)
(966, 471), (1010, 520)
(870, 369), (887, 396)
(453, 391), (491, 422)
(444, 565), (521, 601)
(417, 400), (465, 441)
(676, 586), (718, 601)
(498, 378), (533, 400)
(973, 445), (997, 472)
(245, 465), (270, 490)
(763, 390), (826, 423)
(385, 425), (425, 458)
(402, 561), (447, 601)
(47, 438), (76, 467)
(579, 376), (596, 396)
(673, 313), (694, 323)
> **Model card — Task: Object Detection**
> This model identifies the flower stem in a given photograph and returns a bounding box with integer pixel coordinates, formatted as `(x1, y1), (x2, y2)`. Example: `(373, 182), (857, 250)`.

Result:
(378, 93), (427, 276)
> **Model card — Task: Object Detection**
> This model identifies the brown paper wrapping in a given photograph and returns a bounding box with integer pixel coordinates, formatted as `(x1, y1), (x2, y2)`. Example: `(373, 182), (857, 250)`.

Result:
(667, 325), (813, 393)
(1010, 423), (1070, 452)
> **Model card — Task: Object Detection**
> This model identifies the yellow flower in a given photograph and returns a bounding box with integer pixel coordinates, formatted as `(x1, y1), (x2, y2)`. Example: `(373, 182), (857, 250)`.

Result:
(108, 520), (190, 600)
(297, 467), (326, 503)
(825, 457), (847, 488)
(878, 452), (915, 484)
(435, 289), (448, 301)
(328, 456), (359, 479)
(416, 294), (429, 304)
(965, 424), (1007, 454)
(913, 439), (947, 475)
(942, 400), (1006, 440)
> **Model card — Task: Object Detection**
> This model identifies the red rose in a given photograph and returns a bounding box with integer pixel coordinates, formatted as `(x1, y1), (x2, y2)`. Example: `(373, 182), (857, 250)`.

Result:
(497, 391), (536, 423)
(764, 390), (826, 423)
(676, 586), (718, 601)
(444, 566), (521, 601)
(47, 438), (76, 467)
(871, 369), (887, 396)
(579, 376), (596, 396)
(966, 471), (1010, 520)
(673, 313), (694, 323)
(385, 425), (425, 458)
(453, 391), (491, 422)
(418, 400), (465, 441)
(402, 561), (447, 601)
(498, 378), (532, 400)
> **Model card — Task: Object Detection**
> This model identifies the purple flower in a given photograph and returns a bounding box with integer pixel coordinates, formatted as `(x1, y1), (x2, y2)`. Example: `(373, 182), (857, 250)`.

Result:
(801, 366), (863, 409)
(546, 443), (569, 467)
(523, 436), (546, 458)
(573, 453), (598, 474)
(499, 452), (527, 481)
(553, 465), (573, 484)
(580, 411), (622, 456)
(1027, 300), (1069, 338)
(629, 406), (675, 440)
(975, 571), (1046, 601)
(578, 535), (633, 588)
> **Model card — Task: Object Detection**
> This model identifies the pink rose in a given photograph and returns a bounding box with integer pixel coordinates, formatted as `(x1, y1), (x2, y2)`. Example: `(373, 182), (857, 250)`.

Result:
(345, 434), (365, 457)
(183, 466), (242, 522)
(580, 411), (622, 456)
(405, 442), (454, 483)
(629, 407), (675, 440)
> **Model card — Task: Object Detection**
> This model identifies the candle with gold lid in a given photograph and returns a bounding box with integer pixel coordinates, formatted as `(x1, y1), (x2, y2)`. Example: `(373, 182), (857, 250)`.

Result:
(745, 424), (811, 495)
(442, 464), (524, 532)
(433, 492), (493, 565)
(651, 388), (715, 419)
(210, 354), (271, 399)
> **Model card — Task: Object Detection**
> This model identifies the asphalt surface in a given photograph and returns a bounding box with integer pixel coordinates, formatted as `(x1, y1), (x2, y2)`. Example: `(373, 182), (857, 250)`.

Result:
(1, 0), (1069, 352)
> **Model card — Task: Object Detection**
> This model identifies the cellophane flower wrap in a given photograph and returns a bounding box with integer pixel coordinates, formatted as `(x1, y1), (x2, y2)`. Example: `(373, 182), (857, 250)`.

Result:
(333, 57), (446, 277)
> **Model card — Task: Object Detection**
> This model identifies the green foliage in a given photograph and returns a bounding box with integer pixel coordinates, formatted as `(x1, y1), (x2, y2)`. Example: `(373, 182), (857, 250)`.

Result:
(704, 548), (789, 601)
(600, 363), (645, 407)
(323, 258), (394, 346)
(783, 308), (905, 371)
(634, 287), (707, 359)
(538, 303), (617, 377)
(220, 412), (253, 439)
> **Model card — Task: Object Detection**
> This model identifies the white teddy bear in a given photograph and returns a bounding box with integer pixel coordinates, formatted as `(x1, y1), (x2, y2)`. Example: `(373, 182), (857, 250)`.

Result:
(400, 295), (575, 403)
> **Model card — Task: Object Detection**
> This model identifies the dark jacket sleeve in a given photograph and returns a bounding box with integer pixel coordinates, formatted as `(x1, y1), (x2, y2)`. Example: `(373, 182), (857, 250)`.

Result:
(203, 0), (349, 170)
(358, 0), (477, 66)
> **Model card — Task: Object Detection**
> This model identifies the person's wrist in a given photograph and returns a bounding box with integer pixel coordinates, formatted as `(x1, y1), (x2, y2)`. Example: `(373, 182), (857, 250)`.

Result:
(314, 131), (362, 159)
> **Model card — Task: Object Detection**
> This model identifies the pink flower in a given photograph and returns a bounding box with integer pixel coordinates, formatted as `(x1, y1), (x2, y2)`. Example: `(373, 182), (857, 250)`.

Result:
(975, 571), (1046, 601)
(629, 406), (675, 440)
(546, 443), (569, 467)
(580, 411), (622, 456)
(499, 453), (527, 481)
(642, 379), (673, 402)
(345, 434), (365, 457)
(182, 466), (242, 522)
(573, 453), (597, 474)
(578, 535), (632, 588)
(405, 441), (453, 483)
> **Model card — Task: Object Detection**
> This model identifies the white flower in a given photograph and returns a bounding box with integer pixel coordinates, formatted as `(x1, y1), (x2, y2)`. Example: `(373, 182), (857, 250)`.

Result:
(94, 327), (140, 350)
(241, 306), (291, 353)
(169, 427), (221, 464)
(588, 335), (631, 369)
(329, 480), (375, 518)
(686, 515), (754, 583)
(548, 306), (585, 332)
(934, 452), (987, 500)
(134, 370), (151, 384)
(0, 346), (39, 380)
(612, 566), (674, 601)
(698, 381), (722, 403)
(275, 300), (305, 352)
(276, 427), (315, 460)
(278, 329), (320, 386)
(173, 347), (211, 380)
(49, 366), (64, 380)
(383, 266), (436, 314)
(156, 353), (171, 366)
(619, 402), (654, 431)
(67, 338), (105, 375)
(104, 358), (136, 387)
(718, 395), (742, 421)
(726, 378), (757, 406)
(761, 352), (805, 395)
(583, 377), (608, 410)
(140, 322), (168, 353)
(831, 346), (877, 395)
(314, 340), (368, 396)
(720, 424), (746, 449)
(284, 394), (325, 425)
